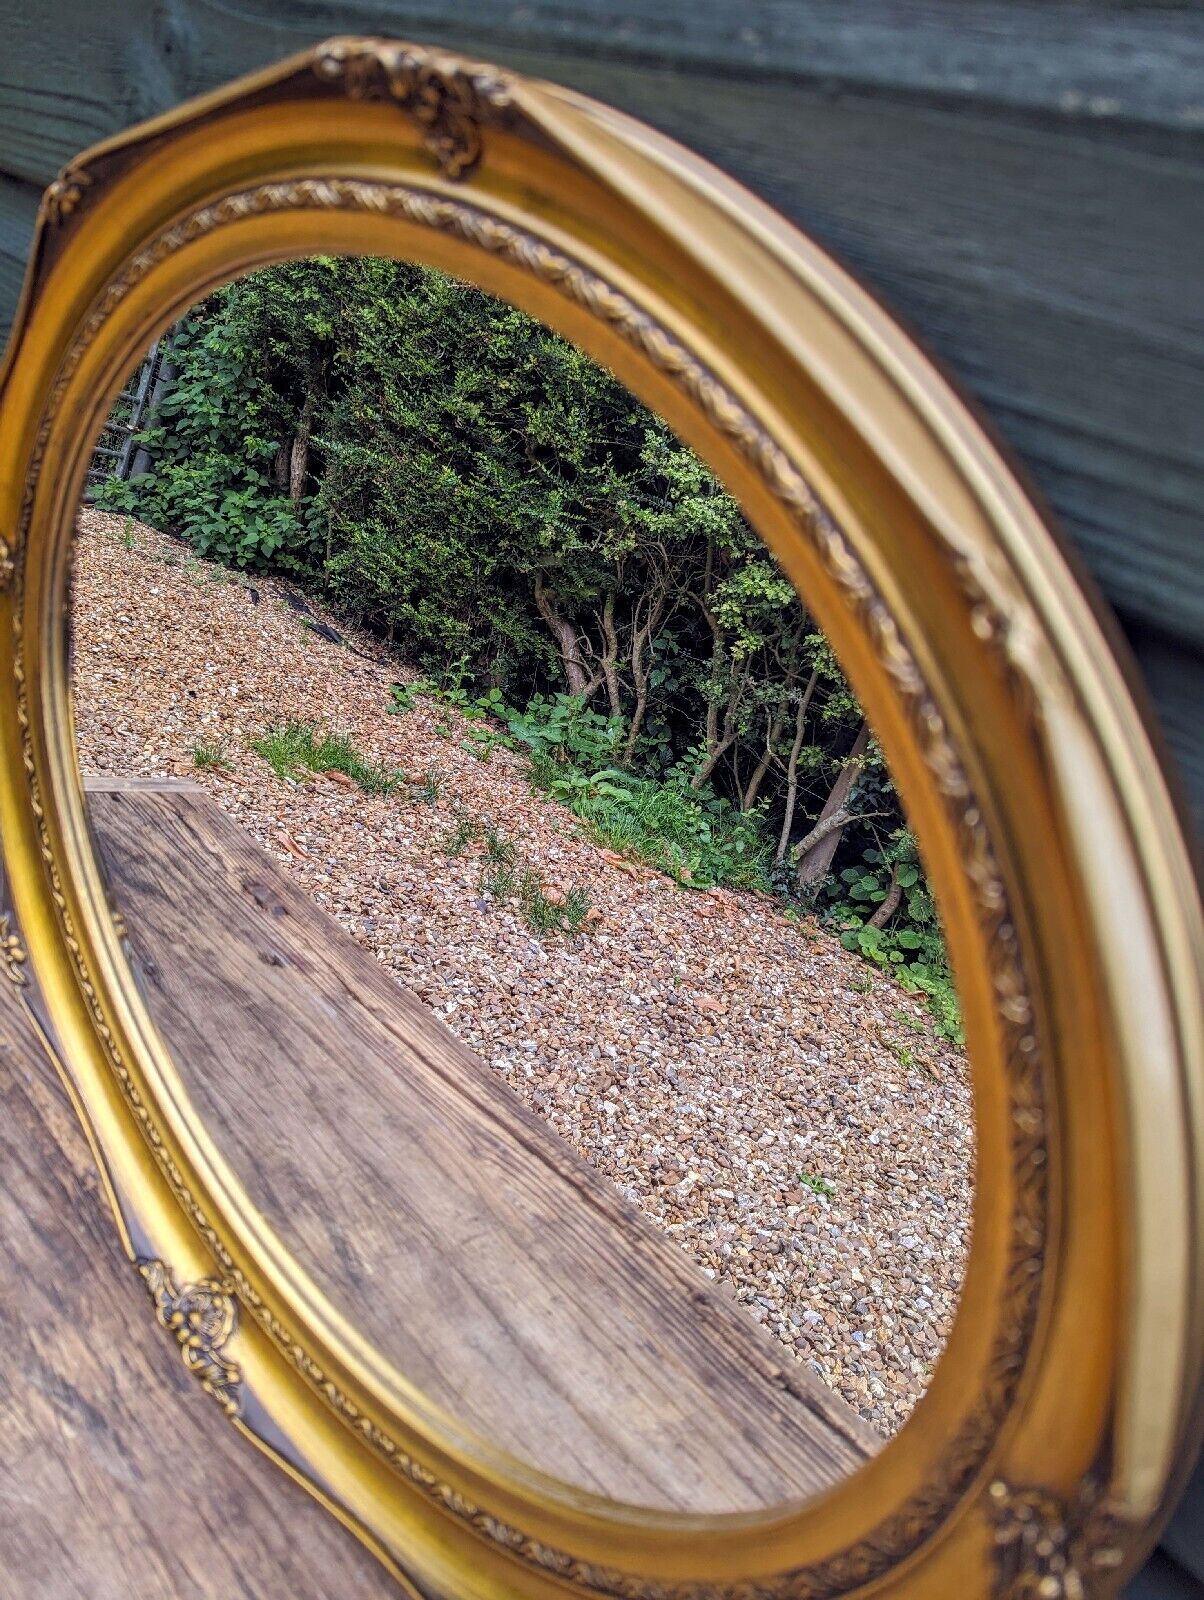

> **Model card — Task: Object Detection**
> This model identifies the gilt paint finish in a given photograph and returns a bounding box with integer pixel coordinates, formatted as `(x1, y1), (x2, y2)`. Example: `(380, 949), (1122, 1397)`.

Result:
(0, 5), (1198, 1595)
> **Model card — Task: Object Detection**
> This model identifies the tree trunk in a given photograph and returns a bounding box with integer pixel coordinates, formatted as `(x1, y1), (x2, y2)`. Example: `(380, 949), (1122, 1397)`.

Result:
(622, 587), (669, 765)
(289, 388), (315, 505)
(622, 683), (648, 766)
(867, 862), (902, 929)
(701, 622), (724, 761)
(534, 575), (590, 696)
(793, 805), (860, 858)
(775, 666), (819, 863)
(599, 590), (622, 720)
(689, 730), (738, 791)
(795, 720), (870, 893)
(742, 699), (789, 812)
(691, 654), (749, 791)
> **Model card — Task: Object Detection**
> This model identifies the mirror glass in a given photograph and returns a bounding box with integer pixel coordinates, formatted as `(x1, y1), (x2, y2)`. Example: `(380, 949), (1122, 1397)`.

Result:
(70, 256), (974, 1512)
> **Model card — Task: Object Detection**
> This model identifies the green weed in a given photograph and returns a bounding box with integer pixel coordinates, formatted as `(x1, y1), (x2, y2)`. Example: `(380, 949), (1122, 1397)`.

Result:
(515, 867), (594, 937)
(483, 823), (514, 864)
(796, 1172), (835, 1199)
(561, 885), (593, 934)
(895, 1008), (925, 1033)
(888, 1039), (937, 1082)
(462, 726), (507, 762)
(518, 868), (562, 935)
(479, 860), (517, 901)
(388, 681), (424, 716)
(418, 762), (445, 805)
(441, 815), (478, 856)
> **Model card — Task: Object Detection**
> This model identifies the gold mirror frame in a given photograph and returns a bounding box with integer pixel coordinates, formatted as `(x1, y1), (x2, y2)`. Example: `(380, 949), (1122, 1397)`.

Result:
(0, 37), (1200, 1598)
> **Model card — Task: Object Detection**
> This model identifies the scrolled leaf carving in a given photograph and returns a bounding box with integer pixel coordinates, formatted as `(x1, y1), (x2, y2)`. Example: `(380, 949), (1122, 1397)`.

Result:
(314, 38), (513, 179)
(43, 163), (92, 226)
(137, 1257), (242, 1416)
(0, 911), (28, 986)
(989, 1477), (1127, 1599)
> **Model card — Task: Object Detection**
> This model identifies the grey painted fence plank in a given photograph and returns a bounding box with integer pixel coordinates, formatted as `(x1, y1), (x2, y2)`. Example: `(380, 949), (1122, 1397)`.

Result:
(0, 174), (39, 352)
(2, 0), (1203, 186)
(1125, 1547), (1204, 1600)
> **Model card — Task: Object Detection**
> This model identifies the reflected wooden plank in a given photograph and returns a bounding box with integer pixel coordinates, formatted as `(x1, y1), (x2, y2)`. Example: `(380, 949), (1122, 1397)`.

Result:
(86, 778), (874, 1514)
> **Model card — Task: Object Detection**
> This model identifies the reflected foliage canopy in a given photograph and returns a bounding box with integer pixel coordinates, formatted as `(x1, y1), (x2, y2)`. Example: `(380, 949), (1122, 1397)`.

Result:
(95, 256), (958, 1033)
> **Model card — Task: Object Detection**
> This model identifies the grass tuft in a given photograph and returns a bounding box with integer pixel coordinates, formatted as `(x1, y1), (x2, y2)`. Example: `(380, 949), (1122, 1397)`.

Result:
(483, 823), (514, 864)
(249, 719), (401, 795)
(561, 885), (593, 934)
(515, 867), (593, 937)
(418, 762), (445, 804)
(479, 860), (517, 902)
(191, 737), (231, 771)
(441, 815), (478, 856)
(518, 869), (563, 935)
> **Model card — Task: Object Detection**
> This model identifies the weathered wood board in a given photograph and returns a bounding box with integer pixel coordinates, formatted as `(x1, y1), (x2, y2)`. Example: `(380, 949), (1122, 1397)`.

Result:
(0, 960), (400, 1597)
(86, 778), (873, 1514)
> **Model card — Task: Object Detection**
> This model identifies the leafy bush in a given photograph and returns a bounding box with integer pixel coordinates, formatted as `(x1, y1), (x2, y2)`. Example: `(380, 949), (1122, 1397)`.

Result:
(500, 692), (768, 890)
(821, 833), (962, 1041)
(96, 256), (961, 1029)
(95, 293), (311, 569)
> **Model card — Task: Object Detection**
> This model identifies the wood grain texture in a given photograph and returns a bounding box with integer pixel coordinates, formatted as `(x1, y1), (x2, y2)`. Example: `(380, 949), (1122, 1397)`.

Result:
(85, 779), (873, 1513)
(0, 970), (401, 1597)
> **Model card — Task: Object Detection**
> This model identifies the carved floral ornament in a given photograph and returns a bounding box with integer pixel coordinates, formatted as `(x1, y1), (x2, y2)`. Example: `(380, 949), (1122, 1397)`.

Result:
(0, 36), (1198, 1600)
(43, 163), (92, 226)
(988, 1479), (1126, 1600)
(0, 910), (28, 986)
(137, 1258), (242, 1417)
(313, 38), (514, 178)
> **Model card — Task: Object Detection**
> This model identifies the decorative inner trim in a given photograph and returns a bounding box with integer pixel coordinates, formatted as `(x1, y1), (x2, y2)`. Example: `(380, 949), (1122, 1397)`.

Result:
(989, 1476), (1127, 1600)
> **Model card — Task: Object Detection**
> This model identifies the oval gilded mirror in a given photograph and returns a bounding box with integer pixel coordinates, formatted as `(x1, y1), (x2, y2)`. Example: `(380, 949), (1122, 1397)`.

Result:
(0, 37), (1199, 1600)
(68, 247), (976, 1515)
